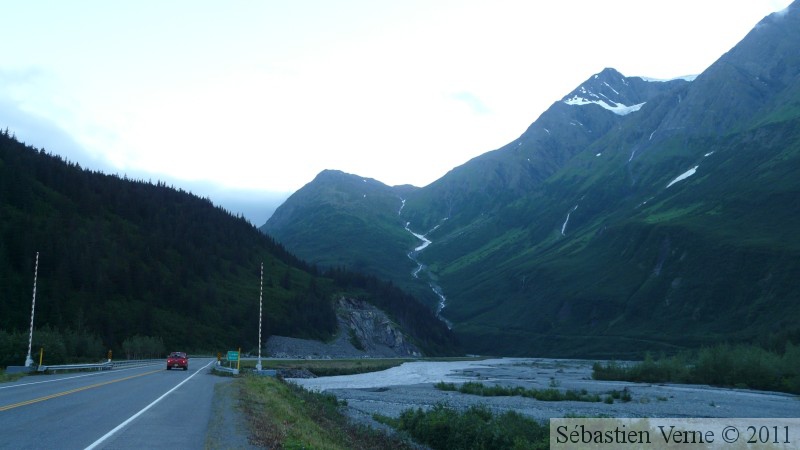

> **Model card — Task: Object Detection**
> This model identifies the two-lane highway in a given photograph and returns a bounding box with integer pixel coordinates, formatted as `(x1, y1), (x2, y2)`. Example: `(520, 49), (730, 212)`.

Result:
(0, 358), (233, 449)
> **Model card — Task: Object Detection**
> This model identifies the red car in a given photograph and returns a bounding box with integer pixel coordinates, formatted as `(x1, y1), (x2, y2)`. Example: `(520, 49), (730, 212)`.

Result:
(166, 352), (188, 370)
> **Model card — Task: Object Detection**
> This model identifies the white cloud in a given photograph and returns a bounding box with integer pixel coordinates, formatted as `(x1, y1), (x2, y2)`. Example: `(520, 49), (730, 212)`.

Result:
(0, 0), (793, 197)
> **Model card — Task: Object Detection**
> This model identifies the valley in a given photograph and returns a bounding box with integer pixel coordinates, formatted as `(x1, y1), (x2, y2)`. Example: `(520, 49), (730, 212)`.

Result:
(263, 3), (800, 358)
(4, 2), (800, 448)
(288, 358), (800, 424)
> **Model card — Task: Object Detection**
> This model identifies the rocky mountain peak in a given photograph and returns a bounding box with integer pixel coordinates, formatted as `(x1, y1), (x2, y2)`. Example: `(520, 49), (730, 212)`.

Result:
(560, 67), (689, 117)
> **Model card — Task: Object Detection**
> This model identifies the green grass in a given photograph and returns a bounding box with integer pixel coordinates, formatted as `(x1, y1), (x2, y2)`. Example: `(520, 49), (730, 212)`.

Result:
(643, 202), (705, 224)
(0, 370), (26, 383)
(434, 381), (602, 402)
(376, 403), (549, 450)
(238, 375), (413, 449)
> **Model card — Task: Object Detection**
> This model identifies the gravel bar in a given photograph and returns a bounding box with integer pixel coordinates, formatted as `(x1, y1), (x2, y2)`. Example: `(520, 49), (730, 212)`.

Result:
(288, 358), (800, 424)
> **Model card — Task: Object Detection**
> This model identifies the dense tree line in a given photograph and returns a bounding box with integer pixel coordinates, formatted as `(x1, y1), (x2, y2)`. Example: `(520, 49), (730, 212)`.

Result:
(0, 131), (456, 362)
(0, 131), (332, 354)
(0, 326), (104, 367)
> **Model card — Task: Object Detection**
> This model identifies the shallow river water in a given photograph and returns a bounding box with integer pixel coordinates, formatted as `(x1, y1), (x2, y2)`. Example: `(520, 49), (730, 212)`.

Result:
(288, 358), (800, 422)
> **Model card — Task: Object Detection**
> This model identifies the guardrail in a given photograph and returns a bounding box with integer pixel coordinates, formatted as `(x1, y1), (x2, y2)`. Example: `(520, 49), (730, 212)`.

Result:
(37, 359), (163, 373)
(213, 365), (239, 375)
(37, 362), (112, 373)
(110, 359), (163, 369)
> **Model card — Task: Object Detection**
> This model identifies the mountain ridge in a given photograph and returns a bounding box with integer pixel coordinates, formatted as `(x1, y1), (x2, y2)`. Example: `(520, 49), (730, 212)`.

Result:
(263, 2), (800, 357)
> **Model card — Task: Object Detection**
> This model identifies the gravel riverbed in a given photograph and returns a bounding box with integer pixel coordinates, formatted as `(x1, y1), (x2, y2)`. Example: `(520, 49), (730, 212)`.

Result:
(287, 358), (800, 425)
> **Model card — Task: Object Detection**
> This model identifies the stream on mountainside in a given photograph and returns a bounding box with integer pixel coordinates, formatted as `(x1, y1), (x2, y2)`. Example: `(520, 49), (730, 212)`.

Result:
(399, 199), (451, 327)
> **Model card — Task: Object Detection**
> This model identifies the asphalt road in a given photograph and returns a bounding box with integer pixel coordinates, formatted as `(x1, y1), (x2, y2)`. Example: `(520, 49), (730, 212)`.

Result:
(0, 358), (231, 449)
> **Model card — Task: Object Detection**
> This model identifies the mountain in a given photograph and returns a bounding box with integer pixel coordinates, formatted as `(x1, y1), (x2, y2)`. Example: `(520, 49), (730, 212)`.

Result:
(263, 3), (800, 358)
(263, 170), (436, 302)
(0, 132), (457, 365)
(401, 68), (689, 235)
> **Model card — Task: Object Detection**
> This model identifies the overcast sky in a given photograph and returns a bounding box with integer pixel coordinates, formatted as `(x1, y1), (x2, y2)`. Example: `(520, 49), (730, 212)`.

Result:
(0, 1), (793, 222)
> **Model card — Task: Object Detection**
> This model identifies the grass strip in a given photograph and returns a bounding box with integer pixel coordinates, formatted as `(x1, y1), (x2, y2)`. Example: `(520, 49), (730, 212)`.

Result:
(238, 375), (413, 449)
(0, 370), (26, 383)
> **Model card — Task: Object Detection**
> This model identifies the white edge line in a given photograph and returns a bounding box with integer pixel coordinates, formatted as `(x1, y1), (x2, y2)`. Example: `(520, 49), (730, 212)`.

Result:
(84, 360), (215, 449)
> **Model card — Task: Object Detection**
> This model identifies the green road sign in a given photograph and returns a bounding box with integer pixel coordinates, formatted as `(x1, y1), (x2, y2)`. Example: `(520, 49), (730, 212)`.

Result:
(227, 351), (239, 361)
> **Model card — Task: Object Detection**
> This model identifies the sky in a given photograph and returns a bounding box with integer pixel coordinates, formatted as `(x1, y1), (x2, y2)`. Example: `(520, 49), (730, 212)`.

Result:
(0, 0), (794, 224)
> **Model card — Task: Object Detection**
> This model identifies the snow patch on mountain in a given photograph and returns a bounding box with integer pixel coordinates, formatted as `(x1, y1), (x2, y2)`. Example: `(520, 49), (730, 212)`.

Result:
(603, 82), (620, 96)
(640, 74), (698, 83)
(564, 94), (645, 116)
(561, 205), (579, 236)
(666, 166), (699, 188)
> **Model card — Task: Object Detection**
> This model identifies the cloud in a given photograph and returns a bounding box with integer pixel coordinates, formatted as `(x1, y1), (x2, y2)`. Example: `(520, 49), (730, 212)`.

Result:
(0, 68), (108, 169)
(0, 78), (287, 226)
(0, 96), (99, 168)
(449, 91), (491, 115)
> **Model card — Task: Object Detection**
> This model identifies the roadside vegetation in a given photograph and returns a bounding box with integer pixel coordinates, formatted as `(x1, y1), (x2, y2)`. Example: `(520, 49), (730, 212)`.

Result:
(0, 369), (26, 383)
(376, 404), (549, 450)
(0, 327), (105, 367)
(235, 361), (551, 449)
(592, 343), (800, 394)
(237, 375), (413, 449)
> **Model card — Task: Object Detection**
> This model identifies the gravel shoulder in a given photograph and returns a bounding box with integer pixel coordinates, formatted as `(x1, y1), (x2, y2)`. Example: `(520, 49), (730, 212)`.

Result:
(289, 358), (800, 424)
(205, 378), (260, 450)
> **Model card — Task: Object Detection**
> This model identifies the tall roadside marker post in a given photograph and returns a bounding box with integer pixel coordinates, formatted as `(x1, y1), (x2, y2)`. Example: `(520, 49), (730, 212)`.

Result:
(256, 262), (263, 371)
(25, 252), (39, 367)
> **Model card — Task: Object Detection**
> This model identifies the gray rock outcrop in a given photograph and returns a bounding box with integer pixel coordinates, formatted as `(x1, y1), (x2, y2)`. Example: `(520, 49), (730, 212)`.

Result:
(264, 296), (421, 359)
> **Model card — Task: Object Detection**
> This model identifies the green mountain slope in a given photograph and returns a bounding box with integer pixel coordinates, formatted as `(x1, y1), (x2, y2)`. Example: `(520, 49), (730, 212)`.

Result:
(0, 133), (457, 360)
(263, 170), (436, 303)
(263, 3), (800, 357)
(436, 119), (800, 357)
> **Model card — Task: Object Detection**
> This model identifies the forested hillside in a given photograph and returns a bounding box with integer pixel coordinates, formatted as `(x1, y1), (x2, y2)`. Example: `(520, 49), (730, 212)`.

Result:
(0, 131), (456, 365)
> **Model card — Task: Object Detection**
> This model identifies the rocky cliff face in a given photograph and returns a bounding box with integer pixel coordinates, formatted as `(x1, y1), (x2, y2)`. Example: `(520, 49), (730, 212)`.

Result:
(338, 297), (421, 357)
(265, 297), (421, 358)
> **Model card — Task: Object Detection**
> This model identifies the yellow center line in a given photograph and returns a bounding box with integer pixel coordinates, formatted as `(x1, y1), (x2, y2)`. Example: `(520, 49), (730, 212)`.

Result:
(0, 369), (163, 412)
